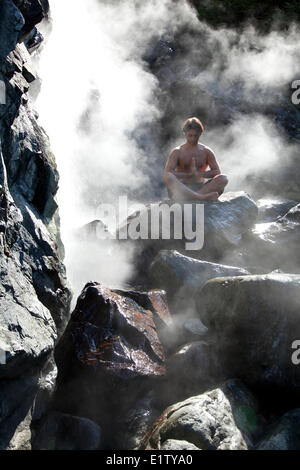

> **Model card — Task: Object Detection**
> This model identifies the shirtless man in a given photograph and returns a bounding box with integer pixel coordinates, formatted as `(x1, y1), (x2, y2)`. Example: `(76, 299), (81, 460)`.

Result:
(164, 117), (228, 201)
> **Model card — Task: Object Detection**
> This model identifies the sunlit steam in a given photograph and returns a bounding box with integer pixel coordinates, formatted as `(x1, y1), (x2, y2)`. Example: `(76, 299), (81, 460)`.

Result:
(33, 0), (300, 305)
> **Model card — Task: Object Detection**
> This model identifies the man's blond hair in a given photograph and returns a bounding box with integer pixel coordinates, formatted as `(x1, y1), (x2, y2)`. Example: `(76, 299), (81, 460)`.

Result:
(182, 117), (204, 135)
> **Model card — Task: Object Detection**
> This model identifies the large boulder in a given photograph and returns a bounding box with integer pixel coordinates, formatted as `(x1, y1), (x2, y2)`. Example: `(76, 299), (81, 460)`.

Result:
(139, 379), (263, 450)
(119, 192), (257, 288)
(149, 249), (250, 315)
(195, 273), (300, 395)
(54, 282), (167, 448)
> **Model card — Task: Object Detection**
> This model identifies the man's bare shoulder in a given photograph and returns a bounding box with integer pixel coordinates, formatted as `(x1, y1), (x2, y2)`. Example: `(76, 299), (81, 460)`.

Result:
(200, 144), (215, 155)
(169, 146), (182, 157)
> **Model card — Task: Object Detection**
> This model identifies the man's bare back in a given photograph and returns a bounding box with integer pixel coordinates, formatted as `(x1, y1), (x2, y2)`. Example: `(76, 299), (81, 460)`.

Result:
(163, 118), (228, 201)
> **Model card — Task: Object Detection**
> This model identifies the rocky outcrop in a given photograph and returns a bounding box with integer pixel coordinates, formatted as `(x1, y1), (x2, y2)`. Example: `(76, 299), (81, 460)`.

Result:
(53, 282), (167, 448)
(139, 379), (263, 450)
(241, 203), (300, 273)
(0, 0), (71, 450)
(195, 273), (300, 395)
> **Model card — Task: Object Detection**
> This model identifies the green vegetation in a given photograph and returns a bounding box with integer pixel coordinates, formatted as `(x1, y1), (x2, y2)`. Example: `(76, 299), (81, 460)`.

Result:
(189, 0), (300, 31)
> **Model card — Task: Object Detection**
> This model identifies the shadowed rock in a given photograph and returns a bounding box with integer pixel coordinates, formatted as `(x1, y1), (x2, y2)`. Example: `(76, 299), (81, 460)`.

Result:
(256, 409), (300, 450)
(195, 273), (300, 395)
(139, 379), (263, 450)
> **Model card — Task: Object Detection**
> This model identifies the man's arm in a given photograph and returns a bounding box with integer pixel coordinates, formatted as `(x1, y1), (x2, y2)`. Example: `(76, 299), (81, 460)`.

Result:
(195, 148), (221, 179)
(163, 149), (194, 183)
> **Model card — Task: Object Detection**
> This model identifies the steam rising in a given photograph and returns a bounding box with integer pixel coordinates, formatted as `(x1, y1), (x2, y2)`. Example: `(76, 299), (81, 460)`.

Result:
(33, 0), (299, 303)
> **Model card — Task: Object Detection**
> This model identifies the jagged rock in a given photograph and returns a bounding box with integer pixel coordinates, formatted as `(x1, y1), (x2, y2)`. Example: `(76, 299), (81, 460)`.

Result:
(256, 409), (300, 450)
(0, 2), (70, 449)
(149, 249), (250, 315)
(241, 203), (300, 272)
(256, 197), (297, 223)
(33, 411), (102, 450)
(139, 379), (262, 450)
(113, 287), (172, 332)
(13, 0), (49, 42)
(23, 26), (44, 54)
(0, 0), (25, 61)
(195, 273), (300, 393)
(54, 282), (166, 447)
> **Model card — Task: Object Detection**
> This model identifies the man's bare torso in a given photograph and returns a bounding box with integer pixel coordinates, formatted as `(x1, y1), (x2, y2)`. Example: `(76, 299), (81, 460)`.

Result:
(174, 143), (209, 183)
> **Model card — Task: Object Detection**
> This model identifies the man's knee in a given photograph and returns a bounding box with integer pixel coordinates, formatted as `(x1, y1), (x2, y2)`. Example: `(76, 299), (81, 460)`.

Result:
(215, 174), (228, 187)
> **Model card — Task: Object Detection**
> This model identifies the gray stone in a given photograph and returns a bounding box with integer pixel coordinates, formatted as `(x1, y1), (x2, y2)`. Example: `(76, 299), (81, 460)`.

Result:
(139, 379), (262, 450)
(196, 273), (300, 391)
(161, 439), (200, 450)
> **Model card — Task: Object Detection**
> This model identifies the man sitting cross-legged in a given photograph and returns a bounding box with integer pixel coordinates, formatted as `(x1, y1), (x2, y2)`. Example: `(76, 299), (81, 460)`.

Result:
(164, 117), (228, 201)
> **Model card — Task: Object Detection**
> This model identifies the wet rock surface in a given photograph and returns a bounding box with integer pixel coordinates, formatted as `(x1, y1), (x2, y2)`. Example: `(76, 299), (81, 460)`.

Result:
(54, 282), (166, 448)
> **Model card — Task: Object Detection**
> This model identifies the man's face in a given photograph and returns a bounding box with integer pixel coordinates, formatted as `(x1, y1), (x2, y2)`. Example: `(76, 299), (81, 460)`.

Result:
(185, 129), (201, 146)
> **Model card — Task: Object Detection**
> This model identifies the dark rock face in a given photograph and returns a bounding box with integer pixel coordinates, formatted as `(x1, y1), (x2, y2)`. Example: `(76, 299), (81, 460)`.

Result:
(257, 409), (300, 450)
(54, 282), (166, 448)
(13, 0), (49, 42)
(32, 411), (102, 450)
(139, 379), (263, 450)
(196, 273), (300, 394)
(0, 0), (71, 450)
